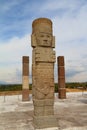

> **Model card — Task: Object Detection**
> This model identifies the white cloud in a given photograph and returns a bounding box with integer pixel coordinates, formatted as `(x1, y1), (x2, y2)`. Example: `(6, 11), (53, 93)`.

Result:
(0, 34), (32, 84)
(53, 5), (87, 43)
(66, 71), (87, 82)
(0, 0), (87, 83)
(52, 2), (87, 61)
(41, 0), (86, 15)
(50, 1), (87, 83)
(0, 35), (31, 62)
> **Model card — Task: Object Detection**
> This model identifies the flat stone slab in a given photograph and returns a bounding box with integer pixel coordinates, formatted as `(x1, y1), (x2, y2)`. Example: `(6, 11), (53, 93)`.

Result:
(0, 92), (87, 130)
(63, 126), (87, 130)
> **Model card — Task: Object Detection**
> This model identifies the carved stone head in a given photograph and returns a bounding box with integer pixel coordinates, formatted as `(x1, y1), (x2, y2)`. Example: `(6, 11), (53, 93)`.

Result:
(31, 18), (55, 48)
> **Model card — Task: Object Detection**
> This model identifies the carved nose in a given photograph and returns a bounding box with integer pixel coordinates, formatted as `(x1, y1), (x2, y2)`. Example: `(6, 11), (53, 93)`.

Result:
(43, 39), (47, 42)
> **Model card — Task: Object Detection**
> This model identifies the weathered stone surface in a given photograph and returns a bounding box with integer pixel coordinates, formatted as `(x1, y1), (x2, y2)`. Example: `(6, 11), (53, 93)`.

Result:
(22, 56), (29, 76)
(33, 99), (54, 116)
(31, 18), (57, 129)
(57, 56), (66, 99)
(22, 89), (29, 101)
(58, 67), (65, 77)
(22, 56), (29, 101)
(23, 63), (29, 76)
(57, 56), (64, 66)
(58, 78), (65, 88)
(22, 56), (29, 63)
(22, 76), (29, 89)
(0, 93), (87, 130)
(58, 88), (66, 99)
(33, 115), (58, 129)
(35, 47), (55, 62)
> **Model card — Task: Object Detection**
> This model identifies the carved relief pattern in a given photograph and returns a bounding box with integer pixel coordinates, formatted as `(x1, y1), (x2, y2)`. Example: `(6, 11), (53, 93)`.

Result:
(31, 18), (57, 128)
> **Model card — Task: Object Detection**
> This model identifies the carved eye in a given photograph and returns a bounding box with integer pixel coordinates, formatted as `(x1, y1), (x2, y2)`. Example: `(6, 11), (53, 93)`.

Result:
(47, 35), (51, 38)
(40, 35), (44, 37)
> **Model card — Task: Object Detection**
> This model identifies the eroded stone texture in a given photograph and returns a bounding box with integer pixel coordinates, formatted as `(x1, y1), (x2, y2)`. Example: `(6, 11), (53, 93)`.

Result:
(31, 18), (57, 129)
(22, 56), (29, 101)
(57, 56), (66, 99)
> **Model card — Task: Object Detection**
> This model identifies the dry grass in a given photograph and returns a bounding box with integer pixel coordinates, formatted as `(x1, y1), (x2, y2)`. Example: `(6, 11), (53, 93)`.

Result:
(66, 88), (84, 92)
(0, 90), (32, 96)
(0, 89), (87, 96)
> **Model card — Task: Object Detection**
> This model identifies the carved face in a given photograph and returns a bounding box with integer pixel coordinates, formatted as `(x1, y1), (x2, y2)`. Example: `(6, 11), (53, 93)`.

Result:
(36, 32), (52, 47)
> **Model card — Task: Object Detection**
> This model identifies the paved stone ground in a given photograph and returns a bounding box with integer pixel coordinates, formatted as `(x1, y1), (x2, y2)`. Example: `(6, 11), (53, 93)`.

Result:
(0, 92), (87, 130)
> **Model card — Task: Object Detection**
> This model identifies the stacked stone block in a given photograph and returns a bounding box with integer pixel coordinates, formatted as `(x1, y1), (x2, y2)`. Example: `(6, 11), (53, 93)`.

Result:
(57, 56), (66, 99)
(22, 56), (29, 101)
(31, 18), (58, 129)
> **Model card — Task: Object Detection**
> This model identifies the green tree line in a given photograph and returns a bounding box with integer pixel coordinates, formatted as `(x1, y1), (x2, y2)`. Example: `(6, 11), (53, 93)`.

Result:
(0, 82), (87, 92)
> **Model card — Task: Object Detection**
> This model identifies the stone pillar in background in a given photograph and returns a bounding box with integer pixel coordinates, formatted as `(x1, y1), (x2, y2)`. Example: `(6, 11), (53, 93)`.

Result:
(22, 56), (29, 101)
(57, 56), (66, 99)
(31, 18), (58, 129)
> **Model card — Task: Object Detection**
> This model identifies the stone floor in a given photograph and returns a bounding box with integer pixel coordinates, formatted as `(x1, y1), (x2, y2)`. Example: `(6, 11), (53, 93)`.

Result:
(0, 92), (87, 130)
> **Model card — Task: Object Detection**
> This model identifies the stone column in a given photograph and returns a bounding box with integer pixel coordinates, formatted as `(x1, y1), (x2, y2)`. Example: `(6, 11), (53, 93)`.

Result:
(57, 56), (66, 99)
(31, 18), (58, 129)
(22, 56), (29, 101)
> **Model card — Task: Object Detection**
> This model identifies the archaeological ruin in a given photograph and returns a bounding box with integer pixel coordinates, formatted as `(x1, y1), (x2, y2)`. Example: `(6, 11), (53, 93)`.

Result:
(22, 56), (29, 101)
(31, 18), (58, 129)
(57, 56), (66, 99)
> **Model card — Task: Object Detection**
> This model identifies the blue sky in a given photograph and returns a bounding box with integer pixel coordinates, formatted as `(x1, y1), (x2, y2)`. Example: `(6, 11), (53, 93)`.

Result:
(0, 0), (87, 84)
